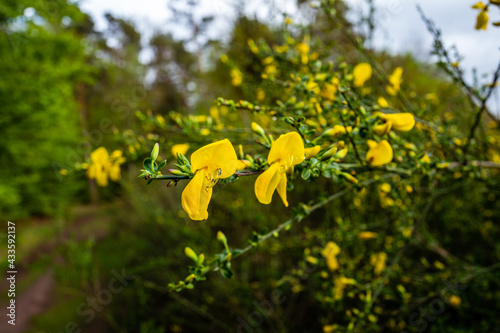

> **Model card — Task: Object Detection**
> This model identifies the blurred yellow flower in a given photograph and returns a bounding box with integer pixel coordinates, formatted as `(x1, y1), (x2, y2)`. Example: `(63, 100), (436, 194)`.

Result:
(377, 96), (389, 108)
(247, 39), (259, 54)
(472, 1), (486, 9)
(324, 125), (352, 137)
(181, 139), (238, 220)
(374, 113), (415, 136)
(295, 42), (310, 55)
(420, 153), (431, 164)
(305, 145), (321, 159)
(171, 143), (190, 157)
(475, 10), (489, 30)
(230, 68), (243, 86)
(448, 295), (461, 307)
(321, 241), (340, 271)
(333, 276), (355, 299)
(366, 140), (393, 167)
(370, 252), (387, 275)
(255, 132), (305, 206)
(86, 147), (125, 187)
(358, 231), (378, 240)
(353, 62), (372, 87)
(386, 67), (403, 95)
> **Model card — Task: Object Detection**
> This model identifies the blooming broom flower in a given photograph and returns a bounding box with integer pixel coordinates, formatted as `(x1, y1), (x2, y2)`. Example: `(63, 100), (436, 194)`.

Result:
(86, 147), (125, 187)
(353, 62), (372, 87)
(366, 140), (393, 167)
(386, 67), (403, 95)
(181, 139), (238, 220)
(373, 113), (415, 136)
(254, 132), (305, 206)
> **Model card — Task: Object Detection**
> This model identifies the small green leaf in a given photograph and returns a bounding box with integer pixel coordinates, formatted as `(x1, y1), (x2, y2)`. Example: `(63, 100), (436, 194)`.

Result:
(220, 264), (234, 279)
(143, 158), (153, 172)
(301, 168), (311, 180)
(158, 160), (167, 169)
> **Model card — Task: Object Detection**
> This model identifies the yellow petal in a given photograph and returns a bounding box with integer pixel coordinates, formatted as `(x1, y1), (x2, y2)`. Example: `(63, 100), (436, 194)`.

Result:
(388, 67), (403, 87)
(254, 163), (282, 204)
(373, 122), (392, 136)
(171, 143), (190, 157)
(366, 140), (393, 167)
(305, 145), (321, 159)
(181, 169), (212, 220)
(96, 169), (108, 187)
(377, 97), (389, 108)
(366, 140), (378, 149)
(472, 1), (486, 9)
(353, 62), (372, 87)
(276, 173), (289, 207)
(382, 113), (415, 131)
(420, 153), (431, 164)
(321, 241), (340, 257)
(268, 132), (305, 168)
(109, 164), (121, 181)
(358, 231), (377, 240)
(476, 10), (489, 30)
(295, 42), (310, 55)
(90, 147), (109, 163)
(190, 139), (237, 178)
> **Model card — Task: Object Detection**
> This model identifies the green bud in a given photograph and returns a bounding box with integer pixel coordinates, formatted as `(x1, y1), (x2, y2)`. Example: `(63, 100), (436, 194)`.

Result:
(151, 143), (159, 161)
(340, 172), (358, 184)
(284, 117), (295, 125)
(321, 147), (338, 159)
(238, 145), (244, 159)
(217, 231), (227, 244)
(198, 253), (205, 265)
(169, 169), (187, 176)
(185, 274), (196, 283)
(251, 122), (266, 137)
(184, 247), (198, 262)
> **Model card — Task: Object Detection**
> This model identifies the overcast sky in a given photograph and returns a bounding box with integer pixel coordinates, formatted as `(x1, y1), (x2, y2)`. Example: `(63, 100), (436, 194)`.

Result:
(78, 0), (499, 113)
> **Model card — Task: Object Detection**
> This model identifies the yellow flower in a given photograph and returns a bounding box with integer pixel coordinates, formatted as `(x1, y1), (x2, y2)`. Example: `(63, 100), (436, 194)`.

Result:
(386, 67), (403, 95)
(374, 113), (415, 136)
(370, 252), (387, 276)
(86, 147), (125, 187)
(181, 139), (238, 220)
(324, 125), (352, 137)
(475, 10), (489, 30)
(247, 39), (259, 54)
(171, 143), (190, 157)
(353, 62), (372, 87)
(305, 146), (321, 159)
(295, 42), (310, 55)
(358, 231), (378, 240)
(472, 1), (486, 9)
(366, 140), (393, 167)
(377, 97), (389, 108)
(321, 241), (340, 271)
(448, 295), (462, 308)
(254, 132), (305, 206)
(333, 276), (355, 299)
(230, 68), (242, 86)
(284, 17), (293, 24)
(420, 153), (431, 164)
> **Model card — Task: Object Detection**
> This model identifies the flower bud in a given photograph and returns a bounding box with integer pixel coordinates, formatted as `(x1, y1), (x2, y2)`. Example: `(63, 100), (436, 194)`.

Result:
(169, 169), (186, 176)
(184, 247), (198, 262)
(151, 143), (159, 161)
(251, 122), (266, 137)
(217, 231), (227, 244)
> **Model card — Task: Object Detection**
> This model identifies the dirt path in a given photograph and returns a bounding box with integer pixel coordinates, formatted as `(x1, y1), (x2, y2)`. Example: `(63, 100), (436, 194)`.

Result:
(0, 205), (111, 332)
(0, 269), (55, 333)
